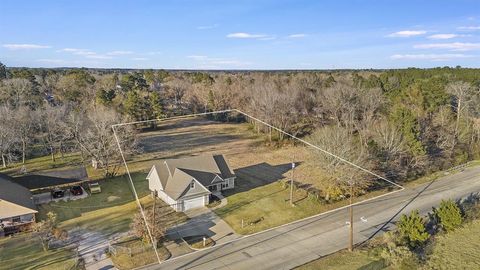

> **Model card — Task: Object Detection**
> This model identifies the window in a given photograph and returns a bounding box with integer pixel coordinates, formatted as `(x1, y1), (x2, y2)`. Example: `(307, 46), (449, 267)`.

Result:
(190, 182), (195, 189)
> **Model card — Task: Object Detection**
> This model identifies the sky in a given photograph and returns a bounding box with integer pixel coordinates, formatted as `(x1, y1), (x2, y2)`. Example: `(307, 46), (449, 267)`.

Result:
(1, 0), (480, 69)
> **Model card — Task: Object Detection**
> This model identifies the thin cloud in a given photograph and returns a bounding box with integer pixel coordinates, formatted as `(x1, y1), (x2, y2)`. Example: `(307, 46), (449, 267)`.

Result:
(197, 24), (219, 30)
(391, 53), (473, 61)
(60, 48), (95, 55)
(106, 50), (133, 55)
(85, 54), (112, 59)
(146, 51), (162, 55)
(36, 59), (66, 64)
(131, 57), (148, 61)
(3, 44), (51, 50)
(457, 26), (480, 31)
(427, 34), (459, 40)
(227, 32), (268, 39)
(288, 34), (307, 38)
(187, 55), (208, 60)
(187, 55), (251, 67)
(387, 30), (427, 37)
(258, 36), (276, 41)
(414, 42), (480, 51)
(60, 48), (112, 59)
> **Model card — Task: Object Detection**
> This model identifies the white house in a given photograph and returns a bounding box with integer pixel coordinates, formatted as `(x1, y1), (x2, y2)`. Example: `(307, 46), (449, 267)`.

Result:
(147, 154), (236, 212)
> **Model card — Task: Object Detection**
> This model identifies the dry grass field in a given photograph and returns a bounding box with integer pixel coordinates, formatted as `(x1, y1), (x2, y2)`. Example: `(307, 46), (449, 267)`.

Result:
(129, 117), (331, 190)
(125, 116), (391, 234)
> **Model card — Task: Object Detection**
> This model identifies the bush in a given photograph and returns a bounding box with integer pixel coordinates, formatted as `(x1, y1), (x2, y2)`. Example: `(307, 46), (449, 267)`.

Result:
(434, 199), (463, 232)
(398, 210), (430, 249)
(380, 231), (419, 269)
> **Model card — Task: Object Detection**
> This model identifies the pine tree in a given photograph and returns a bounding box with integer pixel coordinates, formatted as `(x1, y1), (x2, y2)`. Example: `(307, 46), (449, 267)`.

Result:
(434, 199), (463, 232)
(150, 92), (165, 119)
(398, 210), (430, 248)
(207, 89), (215, 111)
(0, 61), (7, 80)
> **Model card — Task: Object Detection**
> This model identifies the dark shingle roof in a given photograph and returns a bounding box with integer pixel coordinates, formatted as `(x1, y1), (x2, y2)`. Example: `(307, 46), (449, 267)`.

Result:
(0, 173), (37, 217)
(14, 167), (88, 190)
(149, 154), (236, 200)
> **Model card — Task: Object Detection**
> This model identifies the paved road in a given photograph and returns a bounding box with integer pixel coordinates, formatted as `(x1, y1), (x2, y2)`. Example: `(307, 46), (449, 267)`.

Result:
(143, 166), (480, 270)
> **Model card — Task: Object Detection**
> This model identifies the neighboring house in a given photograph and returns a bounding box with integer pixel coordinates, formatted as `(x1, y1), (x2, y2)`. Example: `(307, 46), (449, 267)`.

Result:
(147, 154), (236, 212)
(0, 173), (37, 237)
(15, 167), (88, 191)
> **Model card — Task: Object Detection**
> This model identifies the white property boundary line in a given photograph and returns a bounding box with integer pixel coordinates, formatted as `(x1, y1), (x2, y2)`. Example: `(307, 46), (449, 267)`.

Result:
(112, 109), (405, 267)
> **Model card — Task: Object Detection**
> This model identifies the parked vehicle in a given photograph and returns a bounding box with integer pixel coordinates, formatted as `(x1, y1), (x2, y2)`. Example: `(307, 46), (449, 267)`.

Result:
(51, 189), (65, 199)
(88, 182), (101, 194)
(70, 185), (83, 196)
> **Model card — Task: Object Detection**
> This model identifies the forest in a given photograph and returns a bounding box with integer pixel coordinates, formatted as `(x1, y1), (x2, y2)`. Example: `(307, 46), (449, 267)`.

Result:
(0, 61), (479, 195)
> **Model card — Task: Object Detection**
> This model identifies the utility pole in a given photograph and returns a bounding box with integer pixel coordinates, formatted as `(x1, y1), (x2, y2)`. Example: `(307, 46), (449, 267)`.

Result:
(349, 182), (354, 252)
(290, 155), (296, 206)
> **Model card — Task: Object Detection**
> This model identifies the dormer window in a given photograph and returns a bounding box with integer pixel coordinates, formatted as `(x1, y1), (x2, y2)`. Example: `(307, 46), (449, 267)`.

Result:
(190, 181), (195, 189)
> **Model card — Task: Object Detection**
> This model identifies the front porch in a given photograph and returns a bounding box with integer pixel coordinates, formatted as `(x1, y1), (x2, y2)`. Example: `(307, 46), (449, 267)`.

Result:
(1, 214), (36, 237)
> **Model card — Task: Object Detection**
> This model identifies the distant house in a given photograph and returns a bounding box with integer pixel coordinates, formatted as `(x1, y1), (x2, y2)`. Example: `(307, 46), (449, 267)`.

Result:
(147, 154), (236, 212)
(0, 173), (37, 237)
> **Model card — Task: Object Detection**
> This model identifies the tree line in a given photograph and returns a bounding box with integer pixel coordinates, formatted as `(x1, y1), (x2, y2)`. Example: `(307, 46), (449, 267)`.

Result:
(0, 62), (479, 189)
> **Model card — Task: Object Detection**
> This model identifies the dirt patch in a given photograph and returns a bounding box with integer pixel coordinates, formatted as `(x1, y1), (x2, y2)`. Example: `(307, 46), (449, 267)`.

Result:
(107, 195), (121, 202)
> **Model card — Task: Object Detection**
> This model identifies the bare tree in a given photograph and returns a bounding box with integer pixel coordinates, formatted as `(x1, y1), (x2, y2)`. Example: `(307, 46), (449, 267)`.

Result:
(319, 82), (385, 145)
(69, 106), (138, 177)
(13, 106), (36, 164)
(0, 106), (17, 168)
(371, 119), (408, 179)
(0, 78), (38, 108)
(308, 125), (372, 199)
(131, 206), (167, 245)
(32, 212), (60, 252)
(38, 105), (69, 162)
(446, 81), (475, 139)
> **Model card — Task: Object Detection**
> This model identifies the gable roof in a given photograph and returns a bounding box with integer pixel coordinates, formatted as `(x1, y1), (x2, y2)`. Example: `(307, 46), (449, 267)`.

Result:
(149, 154), (235, 200)
(0, 173), (37, 219)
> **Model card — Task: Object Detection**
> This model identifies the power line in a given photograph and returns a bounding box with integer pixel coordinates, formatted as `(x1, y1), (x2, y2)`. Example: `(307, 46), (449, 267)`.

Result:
(112, 125), (162, 265)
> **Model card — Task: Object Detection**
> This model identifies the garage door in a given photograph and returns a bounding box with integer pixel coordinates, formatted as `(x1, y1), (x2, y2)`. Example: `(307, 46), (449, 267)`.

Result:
(183, 196), (204, 211)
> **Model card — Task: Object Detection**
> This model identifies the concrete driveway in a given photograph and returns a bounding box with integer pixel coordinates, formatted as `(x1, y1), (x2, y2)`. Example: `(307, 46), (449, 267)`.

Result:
(165, 206), (240, 256)
(33, 187), (88, 204)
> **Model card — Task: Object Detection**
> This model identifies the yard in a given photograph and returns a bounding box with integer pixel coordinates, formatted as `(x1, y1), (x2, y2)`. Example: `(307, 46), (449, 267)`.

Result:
(0, 234), (78, 270)
(37, 172), (150, 234)
(132, 117), (394, 234)
(295, 249), (383, 270)
(110, 238), (170, 270)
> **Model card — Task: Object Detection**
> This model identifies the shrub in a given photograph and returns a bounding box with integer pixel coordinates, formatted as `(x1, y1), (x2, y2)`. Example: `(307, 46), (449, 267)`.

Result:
(380, 231), (419, 269)
(434, 199), (463, 232)
(398, 210), (430, 249)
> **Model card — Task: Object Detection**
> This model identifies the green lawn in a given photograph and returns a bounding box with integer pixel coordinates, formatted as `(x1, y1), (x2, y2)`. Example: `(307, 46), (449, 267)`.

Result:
(0, 234), (77, 270)
(0, 152), (83, 177)
(38, 172), (150, 234)
(215, 179), (389, 234)
(296, 250), (384, 270)
(424, 220), (480, 269)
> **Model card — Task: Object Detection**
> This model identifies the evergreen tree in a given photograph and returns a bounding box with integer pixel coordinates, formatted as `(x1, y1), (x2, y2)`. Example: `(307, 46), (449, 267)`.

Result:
(398, 210), (430, 249)
(0, 61), (7, 80)
(124, 91), (142, 120)
(434, 199), (463, 232)
(150, 92), (165, 119)
(207, 89), (215, 111)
